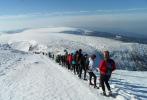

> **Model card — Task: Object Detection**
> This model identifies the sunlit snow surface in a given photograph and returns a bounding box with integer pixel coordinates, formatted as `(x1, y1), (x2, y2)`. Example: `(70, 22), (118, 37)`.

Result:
(0, 27), (147, 100)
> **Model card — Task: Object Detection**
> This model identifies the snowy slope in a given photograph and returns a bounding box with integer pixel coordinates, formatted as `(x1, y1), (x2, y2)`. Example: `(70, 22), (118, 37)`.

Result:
(0, 44), (108, 100)
(0, 43), (146, 100)
(0, 27), (146, 70)
(0, 42), (147, 100)
(0, 27), (147, 100)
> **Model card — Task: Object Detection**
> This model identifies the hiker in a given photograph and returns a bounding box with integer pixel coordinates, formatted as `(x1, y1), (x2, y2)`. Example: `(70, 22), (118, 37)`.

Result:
(88, 54), (98, 88)
(52, 54), (54, 59)
(48, 52), (51, 58)
(78, 53), (88, 80)
(60, 55), (64, 66)
(76, 49), (83, 78)
(83, 54), (89, 80)
(99, 51), (116, 96)
(59, 55), (62, 65)
(64, 50), (68, 68)
(71, 51), (77, 74)
(75, 50), (79, 74)
(62, 55), (66, 66)
(67, 53), (73, 70)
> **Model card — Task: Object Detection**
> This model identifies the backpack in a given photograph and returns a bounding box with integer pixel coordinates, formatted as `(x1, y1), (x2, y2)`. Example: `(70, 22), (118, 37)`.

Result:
(72, 54), (76, 64)
(106, 59), (115, 75)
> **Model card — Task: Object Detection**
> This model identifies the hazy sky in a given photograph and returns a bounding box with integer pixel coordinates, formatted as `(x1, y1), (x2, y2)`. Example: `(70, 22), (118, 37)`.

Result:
(0, 0), (147, 36)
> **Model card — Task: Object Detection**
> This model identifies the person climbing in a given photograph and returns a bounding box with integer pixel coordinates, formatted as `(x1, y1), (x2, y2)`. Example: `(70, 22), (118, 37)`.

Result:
(99, 51), (116, 96)
(64, 50), (68, 68)
(67, 53), (72, 70)
(83, 54), (89, 80)
(71, 51), (77, 74)
(75, 50), (79, 74)
(88, 54), (98, 88)
(77, 49), (83, 79)
(60, 55), (64, 66)
(79, 53), (88, 80)
(69, 53), (73, 70)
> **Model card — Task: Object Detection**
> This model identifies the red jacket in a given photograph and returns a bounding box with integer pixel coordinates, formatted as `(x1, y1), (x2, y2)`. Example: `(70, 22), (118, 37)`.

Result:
(68, 54), (73, 64)
(99, 59), (116, 75)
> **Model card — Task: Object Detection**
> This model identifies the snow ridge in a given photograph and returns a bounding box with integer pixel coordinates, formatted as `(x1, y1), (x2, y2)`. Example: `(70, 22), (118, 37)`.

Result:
(0, 41), (147, 100)
(0, 27), (147, 100)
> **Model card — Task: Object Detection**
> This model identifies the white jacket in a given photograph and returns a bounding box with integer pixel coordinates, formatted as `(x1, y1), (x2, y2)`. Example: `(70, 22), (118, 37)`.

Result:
(88, 57), (96, 72)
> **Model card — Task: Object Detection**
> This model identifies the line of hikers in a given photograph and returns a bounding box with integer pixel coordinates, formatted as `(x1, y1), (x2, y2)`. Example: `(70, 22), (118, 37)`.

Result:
(55, 49), (116, 96)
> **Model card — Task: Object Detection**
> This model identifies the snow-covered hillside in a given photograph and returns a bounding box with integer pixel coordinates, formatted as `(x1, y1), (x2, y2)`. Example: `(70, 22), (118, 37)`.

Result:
(0, 27), (147, 100)
(0, 44), (99, 100)
(0, 27), (147, 71)
(0, 42), (147, 100)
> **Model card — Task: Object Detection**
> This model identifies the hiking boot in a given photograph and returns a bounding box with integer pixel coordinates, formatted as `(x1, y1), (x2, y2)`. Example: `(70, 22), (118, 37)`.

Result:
(108, 91), (112, 96)
(94, 85), (99, 89)
(89, 83), (94, 85)
(103, 92), (106, 96)
(78, 75), (81, 79)
(83, 78), (87, 81)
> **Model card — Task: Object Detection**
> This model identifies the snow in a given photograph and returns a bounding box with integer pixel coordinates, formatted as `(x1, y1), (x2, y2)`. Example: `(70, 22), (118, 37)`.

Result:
(0, 48), (99, 100)
(0, 27), (147, 100)
(1, 27), (147, 71)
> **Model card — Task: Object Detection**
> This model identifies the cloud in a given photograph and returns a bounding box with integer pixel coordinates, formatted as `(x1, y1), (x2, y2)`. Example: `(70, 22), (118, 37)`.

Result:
(95, 8), (147, 14)
(0, 7), (147, 20)
(0, 8), (147, 35)
(127, 8), (147, 11)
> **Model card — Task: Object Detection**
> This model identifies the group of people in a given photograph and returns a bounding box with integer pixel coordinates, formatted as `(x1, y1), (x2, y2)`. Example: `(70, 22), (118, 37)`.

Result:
(56, 49), (89, 80)
(55, 49), (116, 96)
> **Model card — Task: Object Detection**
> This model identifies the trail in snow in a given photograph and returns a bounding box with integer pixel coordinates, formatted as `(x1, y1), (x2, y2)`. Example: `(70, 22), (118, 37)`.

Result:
(0, 52), (102, 100)
(0, 27), (147, 100)
(0, 43), (147, 100)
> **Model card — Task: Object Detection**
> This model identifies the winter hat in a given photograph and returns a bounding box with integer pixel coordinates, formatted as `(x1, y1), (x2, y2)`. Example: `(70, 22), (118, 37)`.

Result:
(91, 54), (96, 59)
(103, 51), (110, 57)
(79, 49), (82, 52)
